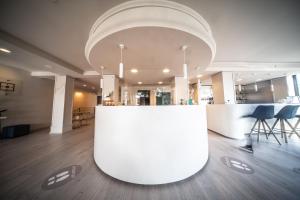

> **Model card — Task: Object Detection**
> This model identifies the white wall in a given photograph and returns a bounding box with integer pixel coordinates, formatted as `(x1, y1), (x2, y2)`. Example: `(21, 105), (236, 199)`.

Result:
(0, 65), (54, 130)
(73, 90), (97, 109)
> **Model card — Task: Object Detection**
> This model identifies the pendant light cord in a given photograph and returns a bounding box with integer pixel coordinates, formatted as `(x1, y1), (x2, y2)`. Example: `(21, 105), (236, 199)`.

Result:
(183, 48), (186, 64)
(120, 47), (123, 63)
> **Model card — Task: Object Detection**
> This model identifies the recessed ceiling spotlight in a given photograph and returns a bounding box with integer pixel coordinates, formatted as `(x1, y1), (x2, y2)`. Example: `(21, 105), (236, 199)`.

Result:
(196, 74), (203, 78)
(163, 68), (170, 73)
(158, 81), (163, 84)
(0, 48), (11, 54)
(83, 84), (87, 87)
(131, 68), (138, 73)
(236, 78), (243, 82)
(138, 82), (142, 85)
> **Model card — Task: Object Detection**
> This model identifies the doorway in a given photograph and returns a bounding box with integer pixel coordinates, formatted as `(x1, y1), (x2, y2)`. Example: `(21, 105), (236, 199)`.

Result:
(137, 90), (150, 105)
(156, 92), (171, 105)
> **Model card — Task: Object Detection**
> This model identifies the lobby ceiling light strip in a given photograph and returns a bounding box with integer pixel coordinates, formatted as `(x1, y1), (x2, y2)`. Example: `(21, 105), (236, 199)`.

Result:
(0, 47), (11, 54)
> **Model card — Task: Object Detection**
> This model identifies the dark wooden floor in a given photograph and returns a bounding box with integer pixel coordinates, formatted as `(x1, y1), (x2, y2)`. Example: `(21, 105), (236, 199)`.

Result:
(0, 125), (300, 200)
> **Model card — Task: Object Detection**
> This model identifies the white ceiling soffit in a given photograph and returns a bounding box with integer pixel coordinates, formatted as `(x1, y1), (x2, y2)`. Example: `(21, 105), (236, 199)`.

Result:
(0, 29), (83, 76)
(207, 62), (300, 72)
(85, 0), (216, 71)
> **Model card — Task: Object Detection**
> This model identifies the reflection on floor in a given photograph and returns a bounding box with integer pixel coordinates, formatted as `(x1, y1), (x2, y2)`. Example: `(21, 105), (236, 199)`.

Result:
(0, 126), (300, 200)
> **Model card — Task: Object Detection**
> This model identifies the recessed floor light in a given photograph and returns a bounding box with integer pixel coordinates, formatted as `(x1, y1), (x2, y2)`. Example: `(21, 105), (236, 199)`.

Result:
(196, 74), (203, 78)
(158, 81), (163, 84)
(163, 68), (170, 73)
(0, 48), (11, 54)
(138, 82), (142, 85)
(131, 68), (138, 73)
(41, 165), (82, 190)
(221, 156), (254, 174)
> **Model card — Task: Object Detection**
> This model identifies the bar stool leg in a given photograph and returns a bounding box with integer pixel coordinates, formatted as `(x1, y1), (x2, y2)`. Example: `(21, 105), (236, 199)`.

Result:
(257, 120), (261, 142)
(263, 120), (281, 145)
(281, 119), (288, 143)
(280, 119), (284, 138)
(261, 120), (268, 139)
(249, 119), (259, 136)
(287, 118), (300, 138)
(269, 119), (279, 137)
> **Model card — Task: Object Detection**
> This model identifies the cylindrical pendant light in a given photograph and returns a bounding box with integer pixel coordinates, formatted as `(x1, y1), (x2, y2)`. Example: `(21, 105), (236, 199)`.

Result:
(270, 82), (274, 92)
(254, 83), (258, 92)
(183, 63), (188, 79)
(100, 66), (104, 89)
(270, 84), (274, 92)
(100, 78), (103, 89)
(119, 44), (124, 79)
(182, 45), (188, 79)
(119, 63), (123, 78)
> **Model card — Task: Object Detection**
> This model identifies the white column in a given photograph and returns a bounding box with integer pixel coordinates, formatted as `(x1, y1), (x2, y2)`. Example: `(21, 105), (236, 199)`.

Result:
(211, 72), (235, 104)
(50, 75), (74, 134)
(197, 79), (202, 104)
(174, 76), (189, 105)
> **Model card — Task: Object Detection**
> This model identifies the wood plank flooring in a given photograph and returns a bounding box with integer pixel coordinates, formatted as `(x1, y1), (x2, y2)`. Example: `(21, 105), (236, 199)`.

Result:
(0, 125), (300, 200)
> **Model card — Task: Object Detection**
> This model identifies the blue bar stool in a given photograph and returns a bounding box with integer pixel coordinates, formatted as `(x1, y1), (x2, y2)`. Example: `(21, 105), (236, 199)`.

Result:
(270, 105), (300, 143)
(246, 105), (281, 144)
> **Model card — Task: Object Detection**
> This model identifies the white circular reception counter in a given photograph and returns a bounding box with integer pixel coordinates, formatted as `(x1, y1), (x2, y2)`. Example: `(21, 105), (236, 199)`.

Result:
(94, 105), (208, 185)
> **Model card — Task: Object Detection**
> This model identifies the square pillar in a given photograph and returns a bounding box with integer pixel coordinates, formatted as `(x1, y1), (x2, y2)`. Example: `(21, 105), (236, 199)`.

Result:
(50, 75), (74, 134)
(197, 79), (202, 104)
(212, 72), (236, 104)
(102, 75), (120, 104)
(174, 76), (189, 105)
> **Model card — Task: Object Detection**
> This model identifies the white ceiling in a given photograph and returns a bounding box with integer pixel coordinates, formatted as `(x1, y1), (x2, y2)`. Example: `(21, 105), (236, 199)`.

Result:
(0, 0), (300, 85)
(89, 27), (211, 84)
(234, 71), (290, 85)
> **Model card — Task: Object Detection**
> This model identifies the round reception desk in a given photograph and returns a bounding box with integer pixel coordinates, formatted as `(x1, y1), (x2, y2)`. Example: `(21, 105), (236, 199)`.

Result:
(94, 105), (208, 185)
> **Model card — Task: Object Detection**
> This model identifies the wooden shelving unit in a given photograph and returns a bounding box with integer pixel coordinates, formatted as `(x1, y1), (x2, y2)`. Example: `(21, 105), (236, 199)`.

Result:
(72, 107), (95, 129)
